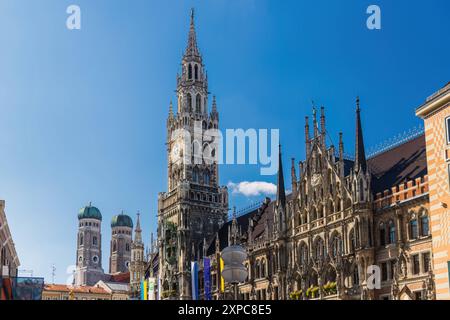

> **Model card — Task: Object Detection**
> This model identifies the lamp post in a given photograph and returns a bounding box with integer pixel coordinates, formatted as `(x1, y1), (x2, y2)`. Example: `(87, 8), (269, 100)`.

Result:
(221, 245), (248, 300)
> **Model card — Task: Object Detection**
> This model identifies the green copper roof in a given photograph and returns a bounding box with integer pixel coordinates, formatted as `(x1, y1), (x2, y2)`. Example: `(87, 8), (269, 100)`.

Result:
(111, 213), (133, 228)
(78, 205), (102, 221)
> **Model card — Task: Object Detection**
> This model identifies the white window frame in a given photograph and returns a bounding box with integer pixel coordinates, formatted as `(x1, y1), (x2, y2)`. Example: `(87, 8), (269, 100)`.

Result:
(445, 116), (450, 145)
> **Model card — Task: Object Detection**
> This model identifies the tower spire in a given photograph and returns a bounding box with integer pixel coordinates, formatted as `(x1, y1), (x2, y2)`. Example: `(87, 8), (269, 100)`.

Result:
(185, 8), (200, 58)
(291, 158), (297, 195)
(169, 101), (174, 118)
(212, 95), (217, 113)
(313, 105), (319, 138)
(354, 97), (367, 173)
(134, 212), (143, 244)
(276, 145), (286, 210)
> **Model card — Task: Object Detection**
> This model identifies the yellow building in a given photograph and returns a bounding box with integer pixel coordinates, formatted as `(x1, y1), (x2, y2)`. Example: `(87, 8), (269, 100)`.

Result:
(416, 82), (450, 300)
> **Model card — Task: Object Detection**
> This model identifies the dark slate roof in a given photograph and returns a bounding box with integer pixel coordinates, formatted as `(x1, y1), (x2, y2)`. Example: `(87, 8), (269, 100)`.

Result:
(206, 209), (256, 256)
(368, 134), (427, 194)
(343, 158), (354, 176)
(250, 201), (275, 241)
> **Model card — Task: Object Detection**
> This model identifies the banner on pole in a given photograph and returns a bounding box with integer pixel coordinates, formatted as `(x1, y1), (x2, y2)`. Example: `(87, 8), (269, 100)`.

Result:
(220, 257), (225, 293)
(148, 277), (156, 300)
(203, 257), (212, 300)
(191, 261), (199, 300)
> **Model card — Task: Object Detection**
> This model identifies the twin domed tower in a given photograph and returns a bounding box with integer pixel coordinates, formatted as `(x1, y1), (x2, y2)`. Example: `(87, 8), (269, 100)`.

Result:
(74, 203), (144, 287)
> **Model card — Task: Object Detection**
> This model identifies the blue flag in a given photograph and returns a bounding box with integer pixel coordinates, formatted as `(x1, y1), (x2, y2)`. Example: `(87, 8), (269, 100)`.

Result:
(191, 261), (199, 300)
(203, 258), (212, 300)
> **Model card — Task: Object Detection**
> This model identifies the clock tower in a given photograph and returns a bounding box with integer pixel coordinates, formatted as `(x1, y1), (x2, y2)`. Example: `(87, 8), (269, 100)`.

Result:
(157, 9), (228, 300)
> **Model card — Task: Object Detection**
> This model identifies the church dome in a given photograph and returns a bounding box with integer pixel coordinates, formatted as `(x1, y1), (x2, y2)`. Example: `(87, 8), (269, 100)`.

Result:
(111, 213), (133, 228)
(78, 204), (102, 221)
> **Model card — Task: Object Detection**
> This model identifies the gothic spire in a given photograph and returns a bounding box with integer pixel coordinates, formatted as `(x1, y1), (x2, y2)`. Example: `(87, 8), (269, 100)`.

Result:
(134, 212), (143, 244)
(184, 8), (200, 59)
(305, 116), (310, 157)
(169, 101), (174, 118)
(354, 97), (367, 173)
(212, 95), (217, 113)
(276, 145), (286, 210)
(313, 106), (319, 138)
(320, 106), (326, 146)
(291, 157), (297, 195)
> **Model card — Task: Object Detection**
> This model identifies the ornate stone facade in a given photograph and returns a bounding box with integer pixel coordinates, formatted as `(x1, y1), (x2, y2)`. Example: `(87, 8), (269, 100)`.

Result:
(203, 104), (434, 300)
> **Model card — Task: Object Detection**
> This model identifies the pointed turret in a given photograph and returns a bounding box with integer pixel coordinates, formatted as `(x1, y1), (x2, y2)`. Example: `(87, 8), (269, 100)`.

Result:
(231, 206), (238, 245)
(313, 107), (319, 138)
(134, 212), (143, 245)
(354, 97), (367, 173)
(169, 101), (174, 118)
(305, 116), (310, 159)
(291, 158), (297, 195)
(211, 95), (218, 120)
(167, 101), (174, 125)
(320, 106), (326, 146)
(339, 132), (345, 177)
(276, 145), (286, 210)
(215, 232), (220, 253)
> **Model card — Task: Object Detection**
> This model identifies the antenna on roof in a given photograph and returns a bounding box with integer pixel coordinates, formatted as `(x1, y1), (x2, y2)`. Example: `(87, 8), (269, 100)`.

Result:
(51, 264), (56, 284)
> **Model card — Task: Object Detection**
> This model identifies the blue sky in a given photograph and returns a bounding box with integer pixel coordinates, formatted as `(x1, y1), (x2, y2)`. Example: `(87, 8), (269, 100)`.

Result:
(0, 0), (448, 283)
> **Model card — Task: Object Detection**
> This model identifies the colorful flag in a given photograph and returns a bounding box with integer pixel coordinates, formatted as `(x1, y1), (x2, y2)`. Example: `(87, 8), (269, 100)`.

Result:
(140, 279), (148, 300)
(148, 278), (156, 300)
(203, 258), (212, 300)
(191, 261), (199, 300)
(220, 257), (225, 293)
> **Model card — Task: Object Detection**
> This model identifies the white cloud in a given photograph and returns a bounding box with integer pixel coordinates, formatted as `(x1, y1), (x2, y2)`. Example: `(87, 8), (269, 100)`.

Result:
(228, 181), (277, 197)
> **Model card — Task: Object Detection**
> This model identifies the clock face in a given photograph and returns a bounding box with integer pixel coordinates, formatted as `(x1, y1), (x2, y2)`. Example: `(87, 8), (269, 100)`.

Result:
(171, 141), (182, 163)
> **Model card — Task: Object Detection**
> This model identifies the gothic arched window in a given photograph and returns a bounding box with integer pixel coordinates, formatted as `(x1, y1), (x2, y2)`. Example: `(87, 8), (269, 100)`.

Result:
(410, 219), (418, 239)
(379, 222), (386, 246)
(204, 171), (210, 186)
(193, 168), (199, 183)
(187, 93), (192, 111)
(328, 199), (334, 215)
(261, 259), (266, 278)
(299, 242), (308, 265)
(311, 207), (317, 221)
(194, 64), (199, 80)
(80, 234), (83, 246)
(352, 266), (359, 286)
(113, 240), (117, 252)
(93, 236), (98, 246)
(337, 198), (342, 212)
(331, 234), (342, 257)
(196, 94), (201, 113)
(420, 215), (429, 236)
(126, 243), (130, 252)
(188, 64), (193, 80)
(313, 237), (325, 260)
(255, 260), (261, 279)
(349, 229), (356, 252)
(388, 220), (396, 244)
